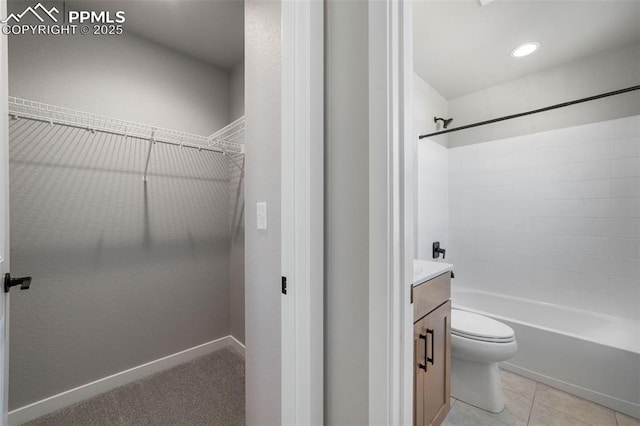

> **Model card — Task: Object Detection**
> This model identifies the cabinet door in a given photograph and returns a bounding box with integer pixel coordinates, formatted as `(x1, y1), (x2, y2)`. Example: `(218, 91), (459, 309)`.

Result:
(414, 315), (428, 426)
(420, 301), (451, 425)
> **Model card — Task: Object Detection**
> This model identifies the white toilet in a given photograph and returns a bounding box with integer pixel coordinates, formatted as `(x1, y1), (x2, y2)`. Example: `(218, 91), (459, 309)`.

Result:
(451, 309), (518, 413)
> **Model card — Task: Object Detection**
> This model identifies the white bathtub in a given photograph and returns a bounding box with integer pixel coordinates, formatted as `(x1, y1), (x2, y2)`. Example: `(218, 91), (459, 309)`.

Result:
(453, 288), (640, 419)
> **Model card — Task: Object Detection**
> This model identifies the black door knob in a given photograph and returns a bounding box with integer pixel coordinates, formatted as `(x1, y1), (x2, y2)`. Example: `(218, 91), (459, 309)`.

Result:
(4, 273), (32, 293)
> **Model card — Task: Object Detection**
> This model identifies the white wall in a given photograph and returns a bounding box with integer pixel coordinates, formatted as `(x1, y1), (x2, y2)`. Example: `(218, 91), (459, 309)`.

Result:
(414, 74), (450, 261)
(8, 30), (234, 409)
(325, 0), (370, 423)
(416, 142), (449, 261)
(245, 0), (281, 423)
(414, 73), (449, 148)
(448, 115), (640, 319)
(448, 42), (640, 147)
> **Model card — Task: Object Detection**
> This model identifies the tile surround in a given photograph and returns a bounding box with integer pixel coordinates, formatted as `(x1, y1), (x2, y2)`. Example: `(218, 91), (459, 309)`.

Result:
(445, 115), (640, 319)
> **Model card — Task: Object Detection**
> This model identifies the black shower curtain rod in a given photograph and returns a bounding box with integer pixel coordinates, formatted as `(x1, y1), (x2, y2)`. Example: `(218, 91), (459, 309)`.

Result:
(418, 84), (640, 139)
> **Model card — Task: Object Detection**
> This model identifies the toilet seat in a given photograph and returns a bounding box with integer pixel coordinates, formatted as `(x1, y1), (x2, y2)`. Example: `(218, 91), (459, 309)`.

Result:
(452, 309), (515, 343)
(452, 330), (515, 343)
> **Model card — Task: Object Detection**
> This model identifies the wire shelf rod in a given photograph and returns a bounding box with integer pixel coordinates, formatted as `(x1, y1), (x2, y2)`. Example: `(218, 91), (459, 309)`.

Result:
(7, 111), (226, 154)
(207, 116), (245, 151)
(208, 116), (245, 140)
(7, 97), (239, 153)
(211, 128), (245, 144)
(7, 97), (246, 176)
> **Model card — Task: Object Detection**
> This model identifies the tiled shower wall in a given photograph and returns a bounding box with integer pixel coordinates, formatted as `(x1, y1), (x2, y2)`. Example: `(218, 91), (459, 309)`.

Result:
(447, 115), (640, 319)
(416, 140), (449, 260)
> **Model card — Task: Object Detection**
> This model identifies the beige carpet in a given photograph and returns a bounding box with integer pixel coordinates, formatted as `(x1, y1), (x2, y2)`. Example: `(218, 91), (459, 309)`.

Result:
(24, 347), (245, 426)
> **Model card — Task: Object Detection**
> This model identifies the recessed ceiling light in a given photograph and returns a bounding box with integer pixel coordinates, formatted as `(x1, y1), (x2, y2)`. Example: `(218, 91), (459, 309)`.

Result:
(510, 42), (540, 58)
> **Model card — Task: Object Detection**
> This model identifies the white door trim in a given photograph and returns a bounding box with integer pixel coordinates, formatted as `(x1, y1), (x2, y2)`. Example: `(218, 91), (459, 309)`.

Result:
(0, 0), (10, 423)
(281, 1), (324, 425)
(368, 1), (414, 424)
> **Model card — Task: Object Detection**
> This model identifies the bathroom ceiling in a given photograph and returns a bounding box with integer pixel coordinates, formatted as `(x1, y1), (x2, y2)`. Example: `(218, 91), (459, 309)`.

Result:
(68, 0), (244, 70)
(414, 0), (640, 100)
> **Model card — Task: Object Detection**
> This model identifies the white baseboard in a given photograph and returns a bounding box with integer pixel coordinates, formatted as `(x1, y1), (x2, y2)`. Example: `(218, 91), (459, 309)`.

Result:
(228, 335), (246, 357)
(9, 335), (245, 426)
(501, 362), (640, 420)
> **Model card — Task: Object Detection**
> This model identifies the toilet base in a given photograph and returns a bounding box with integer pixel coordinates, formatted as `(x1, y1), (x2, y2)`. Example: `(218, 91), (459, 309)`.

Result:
(451, 357), (504, 413)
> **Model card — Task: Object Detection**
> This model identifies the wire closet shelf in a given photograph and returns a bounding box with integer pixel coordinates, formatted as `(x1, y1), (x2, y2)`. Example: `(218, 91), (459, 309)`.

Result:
(209, 116), (244, 151)
(7, 97), (245, 154)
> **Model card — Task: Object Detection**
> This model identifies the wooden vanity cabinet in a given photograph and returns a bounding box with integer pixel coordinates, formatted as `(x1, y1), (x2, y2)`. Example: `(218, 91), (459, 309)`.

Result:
(413, 272), (451, 426)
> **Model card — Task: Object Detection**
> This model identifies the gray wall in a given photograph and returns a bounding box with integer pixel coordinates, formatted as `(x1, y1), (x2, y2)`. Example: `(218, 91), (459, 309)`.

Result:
(8, 31), (233, 409)
(229, 152), (245, 344)
(245, 0), (281, 423)
(325, 0), (370, 423)
(230, 62), (246, 122)
(229, 60), (245, 344)
(449, 42), (640, 147)
(9, 30), (231, 136)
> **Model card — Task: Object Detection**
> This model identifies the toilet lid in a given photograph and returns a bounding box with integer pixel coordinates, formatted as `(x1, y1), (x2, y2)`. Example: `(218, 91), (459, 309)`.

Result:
(451, 309), (515, 341)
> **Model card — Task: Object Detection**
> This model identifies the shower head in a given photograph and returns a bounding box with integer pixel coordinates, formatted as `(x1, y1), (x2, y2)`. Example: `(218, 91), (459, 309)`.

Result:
(434, 117), (453, 129)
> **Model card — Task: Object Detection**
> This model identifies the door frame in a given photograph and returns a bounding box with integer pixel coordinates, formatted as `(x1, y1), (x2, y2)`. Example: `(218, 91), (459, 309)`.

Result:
(281, 0), (324, 424)
(0, 0), (10, 423)
(368, 0), (414, 424)
(0, 0), (406, 423)
(0, 0), (326, 423)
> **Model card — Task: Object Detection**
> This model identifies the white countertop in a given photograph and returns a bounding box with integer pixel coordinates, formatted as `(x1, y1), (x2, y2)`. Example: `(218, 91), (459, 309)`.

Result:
(413, 259), (453, 285)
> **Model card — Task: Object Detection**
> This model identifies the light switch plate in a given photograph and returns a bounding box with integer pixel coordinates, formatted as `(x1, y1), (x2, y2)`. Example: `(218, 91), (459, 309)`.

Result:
(257, 202), (267, 230)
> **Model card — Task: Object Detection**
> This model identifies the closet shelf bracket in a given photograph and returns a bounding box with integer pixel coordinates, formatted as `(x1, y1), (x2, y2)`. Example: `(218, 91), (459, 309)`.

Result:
(142, 137), (155, 182)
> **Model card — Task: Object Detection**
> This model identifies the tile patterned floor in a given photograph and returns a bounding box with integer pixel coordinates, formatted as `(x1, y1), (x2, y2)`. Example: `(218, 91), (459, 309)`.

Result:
(444, 369), (640, 426)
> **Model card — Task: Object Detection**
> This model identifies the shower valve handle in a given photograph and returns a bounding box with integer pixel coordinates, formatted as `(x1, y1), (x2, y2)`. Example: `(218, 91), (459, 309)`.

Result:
(432, 241), (446, 260)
